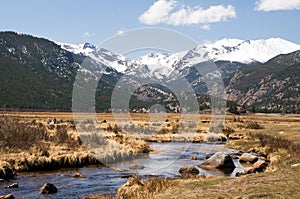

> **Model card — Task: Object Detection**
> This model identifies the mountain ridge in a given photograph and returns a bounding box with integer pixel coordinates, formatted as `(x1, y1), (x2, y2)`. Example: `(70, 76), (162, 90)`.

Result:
(1, 31), (299, 113)
(59, 37), (300, 73)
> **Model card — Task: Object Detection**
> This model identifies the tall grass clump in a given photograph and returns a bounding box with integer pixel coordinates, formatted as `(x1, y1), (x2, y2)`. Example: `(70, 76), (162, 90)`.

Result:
(117, 175), (177, 199)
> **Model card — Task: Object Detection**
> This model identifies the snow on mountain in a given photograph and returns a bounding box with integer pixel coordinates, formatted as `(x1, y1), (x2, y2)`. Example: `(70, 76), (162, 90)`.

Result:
(130, 51), (187, 80)
(58, 38), (300, 77)
(199, 38), (300, 64)
(59, 42), (129, 72)
(128, 38), (300, 74)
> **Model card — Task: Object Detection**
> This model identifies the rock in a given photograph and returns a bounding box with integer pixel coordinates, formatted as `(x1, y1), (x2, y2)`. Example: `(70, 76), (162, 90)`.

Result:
(0, 194), (15, 199)
(72, 172), (86, 178)
(60, 173), (68, 177)
(244, 167), (255, 174)
(189, 155), (197, 160)
(129, 164), (144, 170)
(253, 161), (268, 172)
(6, 183), (18, 189)
(39, 183), (58, 195)
(113, 168), (126, 172)
(239, 153), (258, 163)
(199, 152), (236, 170)
(179, 166), (199, 178)
(244, 161), (268, 174)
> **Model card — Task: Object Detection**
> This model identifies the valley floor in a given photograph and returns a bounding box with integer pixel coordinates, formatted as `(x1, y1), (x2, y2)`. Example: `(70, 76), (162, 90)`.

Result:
(0, 112), (300, 198)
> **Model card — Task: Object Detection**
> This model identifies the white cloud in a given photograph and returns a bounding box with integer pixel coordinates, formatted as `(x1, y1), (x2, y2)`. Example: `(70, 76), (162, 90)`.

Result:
(255, 0), (300, 11)
(83, 32), (96, 37)
(200, 24), (211, 31)
(139, 0), (176, 25)
(139, 0), (236, 27)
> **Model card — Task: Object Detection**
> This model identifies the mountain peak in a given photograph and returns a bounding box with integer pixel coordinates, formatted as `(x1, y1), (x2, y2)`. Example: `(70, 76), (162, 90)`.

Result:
(83, 43), (96, 50)
(197, 38), (300, 64)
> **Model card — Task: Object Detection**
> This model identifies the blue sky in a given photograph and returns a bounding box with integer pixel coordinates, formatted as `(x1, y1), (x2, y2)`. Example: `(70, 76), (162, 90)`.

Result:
(1, 0), (300, 45)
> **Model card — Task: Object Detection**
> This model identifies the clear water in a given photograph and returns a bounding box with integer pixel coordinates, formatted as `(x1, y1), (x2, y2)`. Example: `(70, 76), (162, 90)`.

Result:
(0, 142), (244, 198)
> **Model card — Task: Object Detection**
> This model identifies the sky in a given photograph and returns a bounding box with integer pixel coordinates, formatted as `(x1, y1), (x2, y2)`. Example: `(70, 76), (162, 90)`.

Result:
(1, 0), (300, 46)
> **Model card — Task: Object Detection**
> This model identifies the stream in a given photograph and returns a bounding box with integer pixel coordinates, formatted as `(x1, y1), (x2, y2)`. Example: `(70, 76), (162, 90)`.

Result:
(0, 142), (244, 198)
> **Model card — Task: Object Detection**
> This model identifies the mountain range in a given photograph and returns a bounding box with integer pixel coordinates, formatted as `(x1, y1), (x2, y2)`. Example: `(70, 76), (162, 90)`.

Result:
(0, 31), (299, 113)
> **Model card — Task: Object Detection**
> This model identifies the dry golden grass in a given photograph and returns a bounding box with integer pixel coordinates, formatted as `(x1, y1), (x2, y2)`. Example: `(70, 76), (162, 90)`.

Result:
(0, 112), (152, 178)
(117, 175), (178, 199)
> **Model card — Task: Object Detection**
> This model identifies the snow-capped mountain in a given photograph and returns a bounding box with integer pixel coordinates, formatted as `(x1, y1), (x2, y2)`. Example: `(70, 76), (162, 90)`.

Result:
(59, 38), (300, 78)
(201, 38), (300, 63)
(134, 38), (300, 71)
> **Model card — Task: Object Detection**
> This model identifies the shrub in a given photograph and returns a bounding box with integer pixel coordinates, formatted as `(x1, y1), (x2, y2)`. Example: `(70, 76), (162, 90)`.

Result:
(245, 121), (263, 129)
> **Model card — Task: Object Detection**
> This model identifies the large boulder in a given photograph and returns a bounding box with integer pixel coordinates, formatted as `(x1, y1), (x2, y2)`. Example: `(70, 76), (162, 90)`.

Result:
(239, 153), (258, 163)
(39, 183), (58, 195)
(199, 152), (236, 170)
(179, 166), (199, 178)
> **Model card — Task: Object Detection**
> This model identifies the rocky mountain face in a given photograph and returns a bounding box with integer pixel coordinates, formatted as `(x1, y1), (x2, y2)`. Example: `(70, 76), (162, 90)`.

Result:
(226, 50), (300, 113)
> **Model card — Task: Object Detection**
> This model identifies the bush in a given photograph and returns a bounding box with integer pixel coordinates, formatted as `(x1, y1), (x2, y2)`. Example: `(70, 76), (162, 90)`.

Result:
(0, 117), (48, 151)
(245, 121), (263, 129)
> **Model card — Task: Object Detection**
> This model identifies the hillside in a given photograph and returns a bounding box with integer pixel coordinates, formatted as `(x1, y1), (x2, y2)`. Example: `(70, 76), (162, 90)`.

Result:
(226, 50), (300, 113)
(0, 31), (120, 110)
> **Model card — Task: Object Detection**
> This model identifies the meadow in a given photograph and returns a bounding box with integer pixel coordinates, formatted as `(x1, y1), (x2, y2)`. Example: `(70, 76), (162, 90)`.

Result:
(0, 112), (300, 198)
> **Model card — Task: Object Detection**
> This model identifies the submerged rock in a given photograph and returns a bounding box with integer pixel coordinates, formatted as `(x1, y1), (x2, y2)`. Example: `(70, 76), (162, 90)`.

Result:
(6, 183), (18, 189)
(72, 172), (86, 178)
(199, 152), (236, 170)
(189, 155), (197, 160)
(129, 164), (145, 170)
(113, 168), (126, 172)
(39, 183), (58, 195)
(179, 166), (199, 178)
